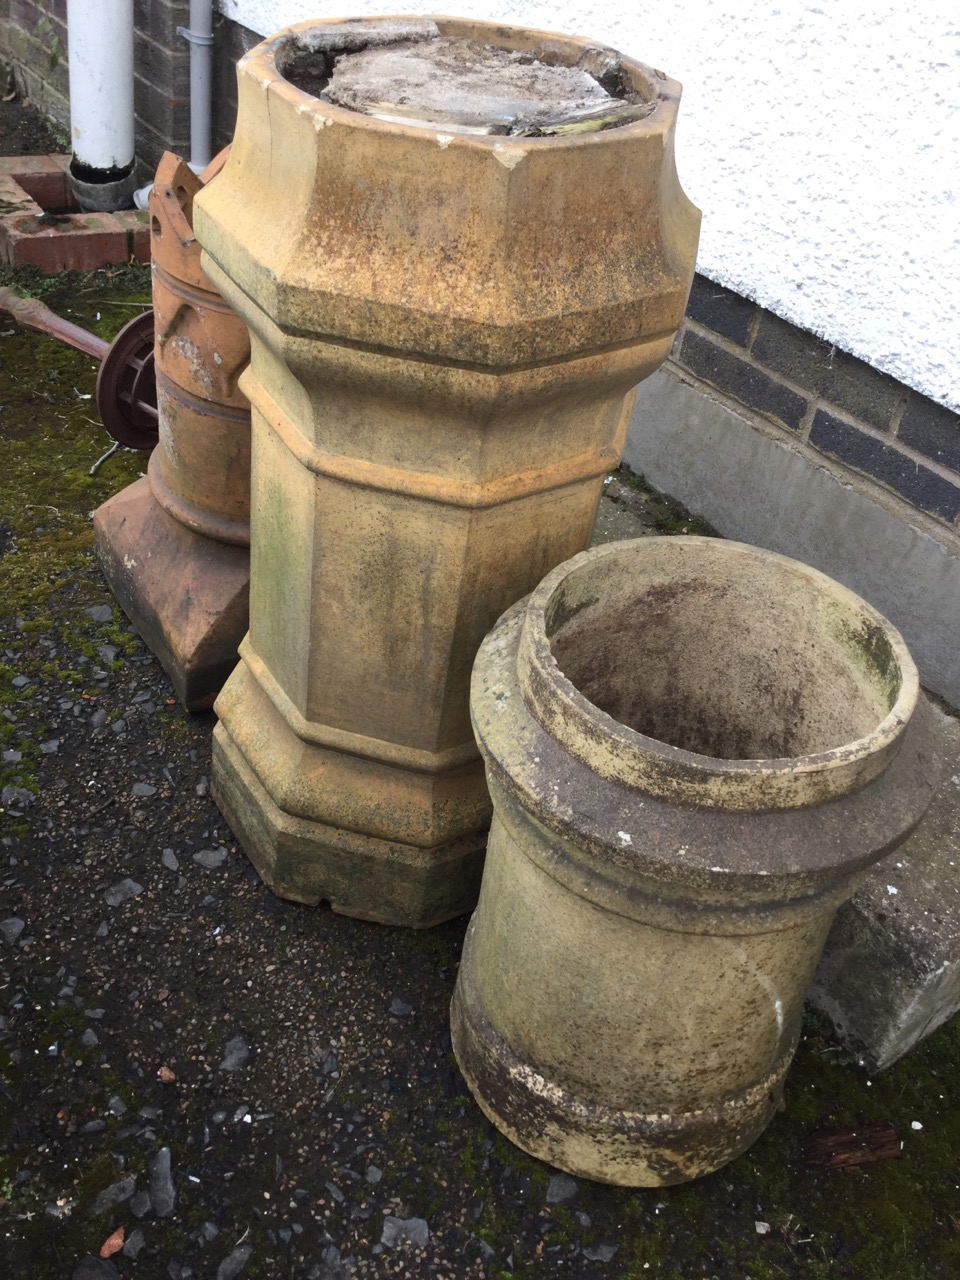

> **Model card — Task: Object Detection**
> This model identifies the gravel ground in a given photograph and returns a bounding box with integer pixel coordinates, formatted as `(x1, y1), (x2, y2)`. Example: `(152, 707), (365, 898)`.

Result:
(3, 101), (960, 1280)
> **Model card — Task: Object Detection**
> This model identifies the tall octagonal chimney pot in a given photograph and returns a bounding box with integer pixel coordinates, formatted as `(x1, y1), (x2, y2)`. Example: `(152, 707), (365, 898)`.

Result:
(194, 15), (700, 927)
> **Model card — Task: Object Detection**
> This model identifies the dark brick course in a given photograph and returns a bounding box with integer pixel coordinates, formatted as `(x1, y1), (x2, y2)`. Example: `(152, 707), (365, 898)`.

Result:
(133, 78), (190, 155)
(212, 18), (261, 152)
(753, 311), (904, 432)
(685, 275), (756, 347)
(680, 328), (809, 430)
(898, 393), (960, 474)
(809, 410), (960, 522)
(135, 34), (191, 103)
(134, 0), (190, 48)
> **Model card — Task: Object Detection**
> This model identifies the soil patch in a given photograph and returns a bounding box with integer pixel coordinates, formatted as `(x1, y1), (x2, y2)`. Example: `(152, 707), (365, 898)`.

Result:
(0, 98), (64, 156)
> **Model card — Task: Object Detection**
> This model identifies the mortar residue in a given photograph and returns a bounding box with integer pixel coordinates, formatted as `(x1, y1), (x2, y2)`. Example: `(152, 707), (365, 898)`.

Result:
(280, 27), (655, 136)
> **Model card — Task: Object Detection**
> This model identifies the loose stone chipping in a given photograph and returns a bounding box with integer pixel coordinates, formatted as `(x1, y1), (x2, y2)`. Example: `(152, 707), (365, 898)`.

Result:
(86, 1176), (136, 1216)
(148, 1146), (177, 1218)
(380, 1215), (430, 1249)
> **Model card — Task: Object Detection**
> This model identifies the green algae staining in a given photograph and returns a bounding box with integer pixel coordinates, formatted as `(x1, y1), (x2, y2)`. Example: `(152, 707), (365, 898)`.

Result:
(608, 466), (718, 537)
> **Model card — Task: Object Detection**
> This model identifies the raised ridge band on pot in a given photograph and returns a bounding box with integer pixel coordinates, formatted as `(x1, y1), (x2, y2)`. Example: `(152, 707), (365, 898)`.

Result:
(516, 536), (919, 811)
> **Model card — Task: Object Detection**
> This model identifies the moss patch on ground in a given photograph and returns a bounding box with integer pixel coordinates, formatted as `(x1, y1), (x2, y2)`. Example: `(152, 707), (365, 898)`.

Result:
(0, 263), (150, 618)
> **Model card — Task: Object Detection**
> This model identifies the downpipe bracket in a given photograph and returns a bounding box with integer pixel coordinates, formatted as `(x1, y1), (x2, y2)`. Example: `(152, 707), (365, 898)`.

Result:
(177, 26), (215, 47)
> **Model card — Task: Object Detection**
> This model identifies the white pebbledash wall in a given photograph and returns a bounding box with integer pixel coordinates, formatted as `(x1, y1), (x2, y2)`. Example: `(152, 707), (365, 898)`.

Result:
(218, 0), (960, 413)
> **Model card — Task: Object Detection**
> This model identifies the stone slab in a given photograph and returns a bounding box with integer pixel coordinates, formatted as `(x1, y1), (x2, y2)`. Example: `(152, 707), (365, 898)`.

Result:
(809, 703), (960, 1070)
(324, 36), (615, 131)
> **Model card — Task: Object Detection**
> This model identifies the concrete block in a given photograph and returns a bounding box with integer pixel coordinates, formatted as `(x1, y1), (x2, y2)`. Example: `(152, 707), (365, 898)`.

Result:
(623, 366), (960, 707)
(809, 704), (960, 1070)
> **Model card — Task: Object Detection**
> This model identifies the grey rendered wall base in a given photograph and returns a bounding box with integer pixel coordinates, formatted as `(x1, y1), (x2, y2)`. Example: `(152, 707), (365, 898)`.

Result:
(624, 363), (960, 709)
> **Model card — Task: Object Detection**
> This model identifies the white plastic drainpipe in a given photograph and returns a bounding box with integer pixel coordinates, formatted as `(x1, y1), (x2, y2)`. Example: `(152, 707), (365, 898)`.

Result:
(66, 0), (137, 208)
(179, 0), (215, 173)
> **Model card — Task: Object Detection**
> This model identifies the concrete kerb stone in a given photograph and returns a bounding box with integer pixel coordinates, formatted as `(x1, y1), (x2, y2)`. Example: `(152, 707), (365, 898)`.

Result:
(810, 703), (960, 1071)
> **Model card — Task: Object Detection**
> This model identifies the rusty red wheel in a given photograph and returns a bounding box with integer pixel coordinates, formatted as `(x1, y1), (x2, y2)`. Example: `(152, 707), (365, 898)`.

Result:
(95, 310), (158, 450)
